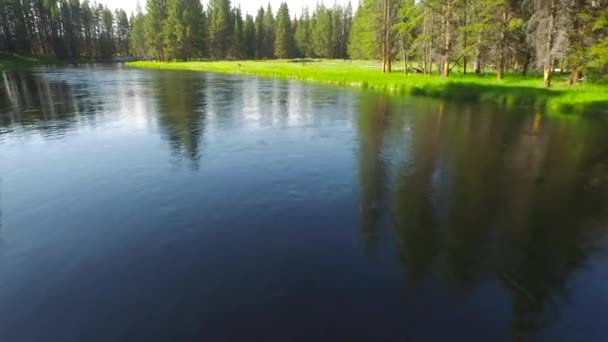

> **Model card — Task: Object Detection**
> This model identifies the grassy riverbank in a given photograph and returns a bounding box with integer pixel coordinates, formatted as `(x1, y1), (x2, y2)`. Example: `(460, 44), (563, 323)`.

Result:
(0, 53), (59, 71)
(128, 60), (608, 115)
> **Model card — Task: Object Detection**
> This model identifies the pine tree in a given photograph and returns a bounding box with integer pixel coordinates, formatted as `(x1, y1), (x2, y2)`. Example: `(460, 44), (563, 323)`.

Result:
(130, 4), (147, 59)
(232, 7), (244, 59)
(294, 7), (311, 57)
(263, 3), (275, 58)
(244, 14), (256, 58)
(145, 0), (167, 60)
(115, 9), (129, 56)
(395, 0), (423, 74)
(254, 7), (265, 58)
(163, 0), (204, 60)
(274, 2), (294, 59)
(208, 0), (232, 59)
(310, 4), (333, 58)
(348, 0), (379, 60)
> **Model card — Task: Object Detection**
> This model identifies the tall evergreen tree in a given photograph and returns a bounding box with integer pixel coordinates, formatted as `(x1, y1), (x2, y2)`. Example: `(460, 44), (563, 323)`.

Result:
(115, 9), (130, 56)
(294, 7), (311, 57)
(274, 2), (294, 59)
(263, 3), (275, 58)
(145, 0), (167, 60)
(244, 14), (256, 58)
(130, 4), (147, 59)
(254, 7), (265, 58)
(310, 4), (333, 58)
(348, 0), (379, 60)
(208, 0), (232, 59)
(163, 0), (204, 60)
(232, 7), (245, 59)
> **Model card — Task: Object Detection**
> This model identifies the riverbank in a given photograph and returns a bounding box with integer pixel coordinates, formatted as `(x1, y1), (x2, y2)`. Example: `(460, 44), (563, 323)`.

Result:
(0, 53), (59, 71)
(127, 60), (608, 115)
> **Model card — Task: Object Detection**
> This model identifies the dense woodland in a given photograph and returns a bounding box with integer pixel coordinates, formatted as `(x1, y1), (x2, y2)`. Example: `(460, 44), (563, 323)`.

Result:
(1, 0), (608, 86)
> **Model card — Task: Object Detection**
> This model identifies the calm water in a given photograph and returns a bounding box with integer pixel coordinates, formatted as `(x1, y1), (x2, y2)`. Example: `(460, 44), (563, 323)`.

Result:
(1, 65), (608, 341)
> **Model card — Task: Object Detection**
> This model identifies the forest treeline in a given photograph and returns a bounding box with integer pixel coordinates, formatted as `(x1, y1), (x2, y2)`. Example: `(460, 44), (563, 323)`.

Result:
(1, 0), (607, 86)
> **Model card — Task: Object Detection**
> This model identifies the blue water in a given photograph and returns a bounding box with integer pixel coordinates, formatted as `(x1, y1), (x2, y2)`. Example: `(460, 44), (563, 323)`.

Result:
(1, 65), (607, 341)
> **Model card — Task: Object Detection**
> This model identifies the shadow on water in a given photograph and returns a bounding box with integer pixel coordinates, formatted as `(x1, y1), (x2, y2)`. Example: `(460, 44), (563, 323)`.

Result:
(356, 94), (608, 340)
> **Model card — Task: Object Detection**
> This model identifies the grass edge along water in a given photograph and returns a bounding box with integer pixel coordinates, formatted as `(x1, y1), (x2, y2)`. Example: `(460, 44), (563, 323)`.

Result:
(127, 59), (608, 116)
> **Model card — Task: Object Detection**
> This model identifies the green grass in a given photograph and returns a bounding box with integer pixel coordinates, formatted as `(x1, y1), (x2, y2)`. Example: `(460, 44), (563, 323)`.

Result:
(0, 52), (59, 71)
(127, 59), (608, 115)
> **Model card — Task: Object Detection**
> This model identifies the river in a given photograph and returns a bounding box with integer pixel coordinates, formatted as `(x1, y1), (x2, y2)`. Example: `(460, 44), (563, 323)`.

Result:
(1, 65), (608, 341)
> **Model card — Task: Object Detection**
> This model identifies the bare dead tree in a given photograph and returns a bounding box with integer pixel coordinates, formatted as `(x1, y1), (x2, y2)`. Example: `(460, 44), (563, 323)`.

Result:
(526, 0), (570, 87)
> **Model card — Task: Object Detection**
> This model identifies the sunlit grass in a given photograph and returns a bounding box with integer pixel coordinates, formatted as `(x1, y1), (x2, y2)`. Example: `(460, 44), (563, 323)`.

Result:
(130, 59), (607, 115)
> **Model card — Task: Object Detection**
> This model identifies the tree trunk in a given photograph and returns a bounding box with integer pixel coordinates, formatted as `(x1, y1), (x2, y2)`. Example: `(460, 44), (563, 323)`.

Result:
(473, 31), (483, 75)
(543, 0), (556, 88)
(569, 69), (583, 85)
(402, 41), (408, 75)
(543, 65), (552, 88)
(462, 0), (468, 75)
(497, 5), (508, 80)
(381, 0), (392, 73)
(442, 0), (452, 77)
(522, 51), (531, 76)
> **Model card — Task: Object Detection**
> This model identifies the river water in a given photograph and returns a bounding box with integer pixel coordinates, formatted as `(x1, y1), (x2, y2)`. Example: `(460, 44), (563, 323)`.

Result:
(1, 65), (608, 341)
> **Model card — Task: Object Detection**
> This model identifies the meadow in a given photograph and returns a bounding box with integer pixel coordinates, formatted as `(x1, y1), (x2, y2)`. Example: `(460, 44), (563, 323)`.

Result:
(127, 59), (608, 116)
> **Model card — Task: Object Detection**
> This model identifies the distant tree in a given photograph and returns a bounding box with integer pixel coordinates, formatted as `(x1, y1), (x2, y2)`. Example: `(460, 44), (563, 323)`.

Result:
(163, 0), (205, 60)
(115, 9), (130, 56)
(254, 7), (265, 58)
(208, 0), (232, 59)
(274, 2), (294, 59)
(394, 0), (423, 74)
(145, 0), (167, 60)
(244, 14), (256, 58)
(348, 0), (379, 60)
(232, 7), (245, 59)
(294, 7), (311, 57)
(263, 3), (275, 58)
(99, 5), (116, 59)
(310, 4), (333, 58)
(130, 4), (147, 59)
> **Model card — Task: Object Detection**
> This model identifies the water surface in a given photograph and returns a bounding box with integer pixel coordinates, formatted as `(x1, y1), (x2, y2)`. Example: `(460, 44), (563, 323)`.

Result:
(1, 65), (608, 341)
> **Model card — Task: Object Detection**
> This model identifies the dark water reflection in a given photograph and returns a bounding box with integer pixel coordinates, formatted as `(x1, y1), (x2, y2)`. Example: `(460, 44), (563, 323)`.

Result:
(1, 65), (608, 341)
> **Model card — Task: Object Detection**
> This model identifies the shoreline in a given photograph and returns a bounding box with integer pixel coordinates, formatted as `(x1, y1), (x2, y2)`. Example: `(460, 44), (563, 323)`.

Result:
(127, 60), (608, 116)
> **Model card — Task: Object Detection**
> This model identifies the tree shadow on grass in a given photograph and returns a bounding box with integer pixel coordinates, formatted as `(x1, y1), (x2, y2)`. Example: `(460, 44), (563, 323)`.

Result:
(288, 59), (318, 64)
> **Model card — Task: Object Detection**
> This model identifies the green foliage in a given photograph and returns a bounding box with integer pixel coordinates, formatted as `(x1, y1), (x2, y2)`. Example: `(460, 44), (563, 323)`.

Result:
(244, 15), (256, 59)
(208, 0), (232, 59)
(254, 7), (266, 59)
(263, 4), (275, 58)
(145, 0), (167, 60)
(232, 7), (245, 59)
(310, 4), (333, 58)
(294, 8), (312, 58)
(348, 0), (379, 60)
(130, 6), (147, 59)
(163, 0), (205, 60)
(274, 2), (294, 59)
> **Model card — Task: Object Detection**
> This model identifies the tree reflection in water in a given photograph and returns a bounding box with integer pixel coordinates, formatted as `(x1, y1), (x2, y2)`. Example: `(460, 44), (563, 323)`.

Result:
(356, 94), (608, 340)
